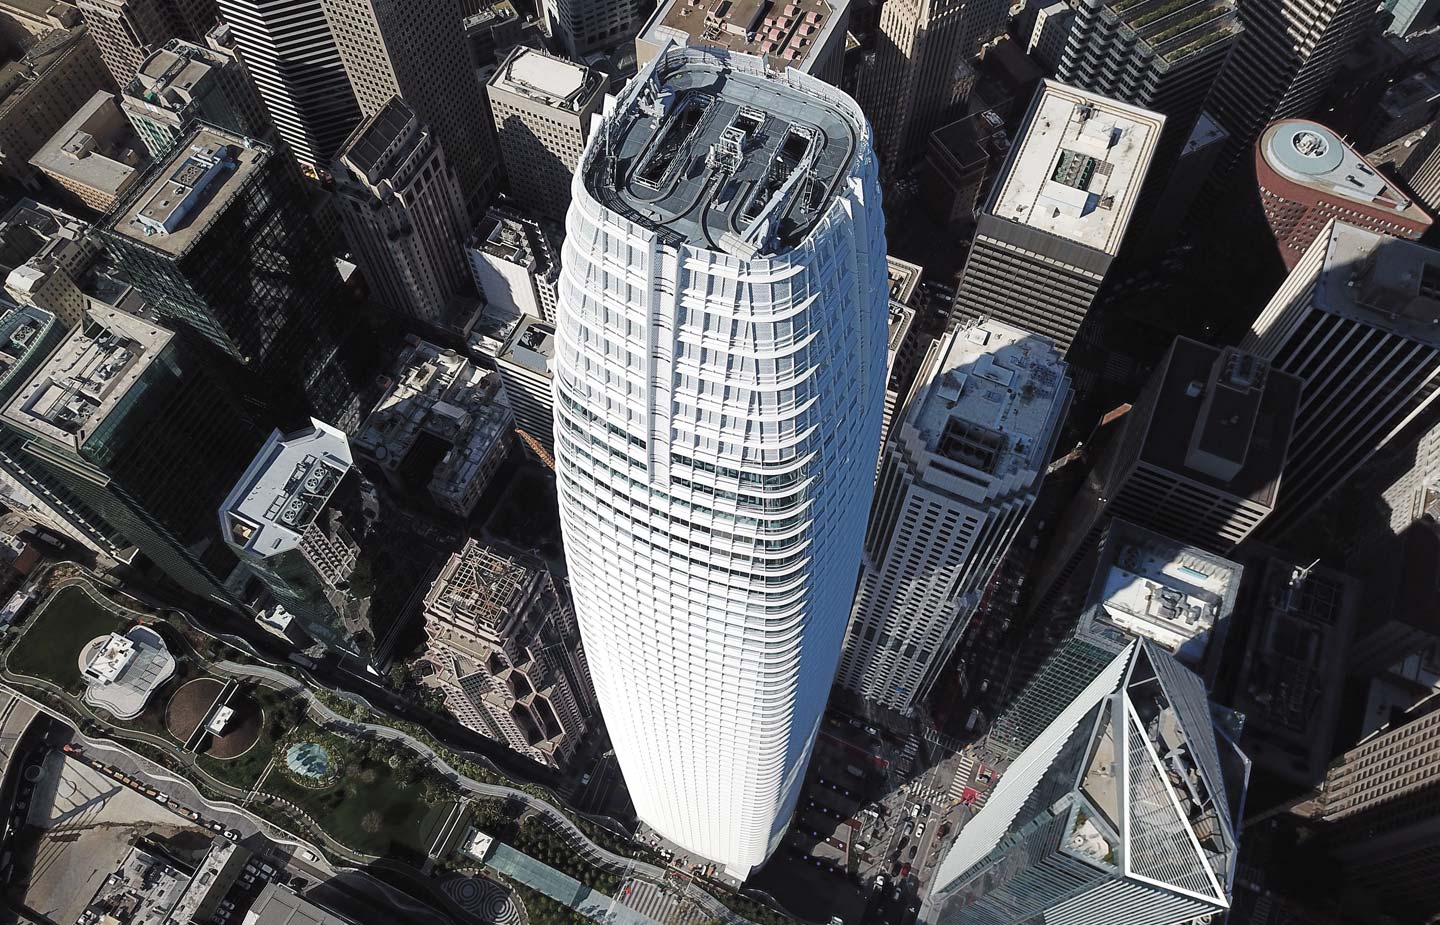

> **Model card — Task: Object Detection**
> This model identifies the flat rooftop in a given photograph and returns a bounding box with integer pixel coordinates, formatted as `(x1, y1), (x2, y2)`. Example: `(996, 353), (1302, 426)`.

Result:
(1310, 221), (1440, 346)
(245, 882), (354, 925)
(489, 46), (604, 113)
(583, 47), (863, 254)
(29, 91), (145, 196)
(221, 420), (354, 561)
(886, 254), (922, 305)
(78, 842), (191, 925)
(1083, 519), (1241, 678)
(424, 539), (532, 631)
(1, 306), (171, 451)
(339, 96), (419, 180)
(472, 209), (557, 273)
(127, 40), (227, 109)
(908, 319), (1068, 484)
(1139, 337), (1300, 507)
(499, 315), (555, 376)
(639, 0), (845, 71)
(1261, 120), (1431, 224)
(988, 80), (1163, 255)
(108, 126), (267, 257)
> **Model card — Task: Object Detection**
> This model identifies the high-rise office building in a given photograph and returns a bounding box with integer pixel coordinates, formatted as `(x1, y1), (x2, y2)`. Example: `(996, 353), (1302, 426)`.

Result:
(214, 0), (361, 171)
(634, 0), (850, 85)
(1398, 116), (1440, 215)
(951, 81), (1164, 354)
(465, 205), (560, 325)
(925, 639), (1247, 925)
(120, 36), (272, 157)
(1, 305), (261, 606)
(554, 45), (887, 877)
(495, 316), (555, 451)
(1201, 0), (1372, 178)
(486, 47), (605, 222)
(75, 0), (218, 88)
(1242, 220), (1440, 537)
(1024, 338), (1299, 617)
(322, 0), (498, 212)
(837, 320), (1071, 714)
(220, 420), (375, 659)
(333, 97), (471, 326)
(856, 0), (981, 171)
(0, 12), (112, 190)
(1256, 119), (1431, 269)
(423, 540), (593, 769)
(99, 125), (366, 428)
(1317, 691), (1440, 921)
(541, 0), (639, 59)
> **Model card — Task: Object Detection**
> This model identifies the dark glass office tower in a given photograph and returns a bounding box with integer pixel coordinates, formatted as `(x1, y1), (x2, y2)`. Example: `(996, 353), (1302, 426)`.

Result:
(99, 124), (368, 430)
(0, 305), (263, 606)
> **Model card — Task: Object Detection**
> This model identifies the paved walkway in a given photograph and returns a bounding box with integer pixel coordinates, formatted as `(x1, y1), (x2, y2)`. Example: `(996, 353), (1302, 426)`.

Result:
(487, 843), (661, 925)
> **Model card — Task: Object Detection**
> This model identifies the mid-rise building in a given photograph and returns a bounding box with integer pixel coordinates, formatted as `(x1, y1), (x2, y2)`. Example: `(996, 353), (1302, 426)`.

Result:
(838, 320), (1071, 713)
(423, 540), (592, 768)
(0, 302), (126, 557)
(333, 97), (471, 326)
(1242, 221), (1440, 537)
(1350, 516), (1440, 687)
(486, 47), (604, 222)
(100, 125), (366, 428)
(465, 205), (560, 324)
(878, 299), (918, 454)
(120, 36), (271, 157)
(1229, 557), (1357, 788)
(1201, 0), (1373, 180)
(495, 315), (554, 451)
(1317, 691), (1440, 921)
(856, 0), (982, 171)
(554, 45), (887, 877)
(74, 0), (218, 88)
(951, 81), (1164, 353)
(30, 91), (147, 212)
(1, 305), (261, 606)
(322, 0), (499, 213)
(635, 0), (849, 85)
(220, 420), (375, 659)
(1256, 120), (1432, 269)
(541, 0), (639, 58)
(1025, 338), (1299, 618)
(925, 639), (1246, 925)
(1398, 116), (1440, 215)
(921, 109), (1012, 226)
(1, 199), (98, 328)
(213, 0), (361, 171)
(0, 17), (111, 190)
(354, 337), (512, 517)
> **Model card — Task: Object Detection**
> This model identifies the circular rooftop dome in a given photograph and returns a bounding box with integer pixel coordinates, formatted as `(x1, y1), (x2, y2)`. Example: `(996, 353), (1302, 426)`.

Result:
(1266, 121), (1345, 177)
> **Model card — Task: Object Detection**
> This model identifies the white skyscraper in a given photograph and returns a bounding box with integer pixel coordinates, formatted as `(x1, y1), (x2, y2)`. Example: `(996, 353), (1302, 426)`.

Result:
(553, 45), (887, 877)
(837, 320), (1071, 714)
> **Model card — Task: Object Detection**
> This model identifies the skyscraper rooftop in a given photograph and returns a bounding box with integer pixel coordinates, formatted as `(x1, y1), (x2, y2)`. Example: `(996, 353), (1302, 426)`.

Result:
(221, 420), (355, 561)
(1080, 519), (1242, 680)
(108, 128), (264, 256)
(582, 47), (865, 254)
(489, 47), (604, 114)
(1, 306), (170, 450)
(637, 0), (847, 72)
(908, 320), (1069, 484)
(1260, 121), (1428, 221)
(988, 80), (1164, 255)
(1102, 0), (1240, 66)
(1309, 220), (1440, 344)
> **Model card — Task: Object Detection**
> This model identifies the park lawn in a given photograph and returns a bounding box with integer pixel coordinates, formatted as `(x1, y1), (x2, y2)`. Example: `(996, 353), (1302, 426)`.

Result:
(196, 684), (292, 790)
(265, 753), (454, 858)
(7, 586), (129, 691)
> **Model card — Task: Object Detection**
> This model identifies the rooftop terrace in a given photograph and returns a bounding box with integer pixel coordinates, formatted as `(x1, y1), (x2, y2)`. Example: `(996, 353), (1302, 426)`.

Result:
(108, 127), (266, 257)
(638, 0), (845, 72)
(909, 320), (1068, 484)
(583, 46), (864, 255)
(1100, 0), (1240, 65)
(1311, 221), (1440, 345)
(1, 306), (170, 451)
(126, 40), (229, 111)
(988, 80), (1163, 255)
(221, 420), (354, 561)
(424, 539), (532, 632)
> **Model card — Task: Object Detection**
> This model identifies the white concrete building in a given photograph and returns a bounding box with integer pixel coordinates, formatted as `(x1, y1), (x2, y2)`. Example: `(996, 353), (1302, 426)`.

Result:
(495, 315), (555, 450)
(466, 205), (560, 324)
(838, 320), (1071, 713)
(553, 45), (887, 877)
